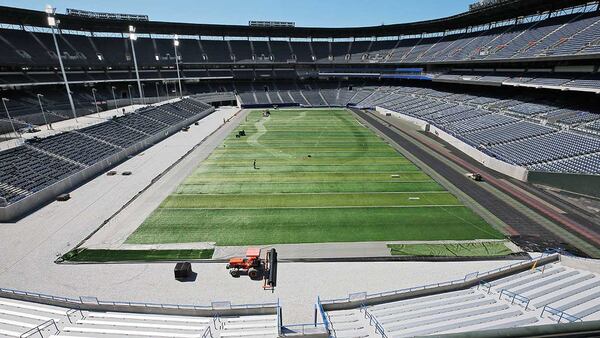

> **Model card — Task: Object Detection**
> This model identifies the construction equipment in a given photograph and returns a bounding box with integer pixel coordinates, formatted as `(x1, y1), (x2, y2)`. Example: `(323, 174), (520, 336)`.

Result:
(174, 262), (193, 281)
(466, 172), (483, 181)
(226, 248), (278, 290)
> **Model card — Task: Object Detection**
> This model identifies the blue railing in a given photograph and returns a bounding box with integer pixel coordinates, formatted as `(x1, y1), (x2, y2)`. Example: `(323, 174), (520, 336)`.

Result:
(542, 305), (583, 323)
(316, 296), (330, 332)
(360, 305), (388, 338)
(499, 289), (531, 310)
(320, 253), (559, 305)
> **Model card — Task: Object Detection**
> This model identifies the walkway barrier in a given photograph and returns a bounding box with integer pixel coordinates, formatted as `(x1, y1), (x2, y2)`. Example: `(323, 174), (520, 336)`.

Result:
(542, 306), (583, 323)
(0, 286), (279, 317)
(281, 323), (328, 337)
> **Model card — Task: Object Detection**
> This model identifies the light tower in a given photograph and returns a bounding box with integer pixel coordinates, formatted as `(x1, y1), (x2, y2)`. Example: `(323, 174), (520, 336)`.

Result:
(91, 88), (100, 116)
(45, 5), (77, 120)
(128, 25), (144, 105)
(173, 35), (183, 98)
(111, 86), (119, 109)
(36, 94), (50, 129)
(2, 98), (18, 139)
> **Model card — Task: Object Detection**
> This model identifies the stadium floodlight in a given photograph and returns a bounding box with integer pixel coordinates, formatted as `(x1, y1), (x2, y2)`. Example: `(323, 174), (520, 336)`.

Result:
(127, 84), (134, 105)
(91, 88), (100, 116)
(173, 35), (183, 98)
(36, 94), (50, 130)
(45, 5), (78, 121)
(127, 25), (144, 106)
(111, 86), (119, 109)
(2, 98), (19, 139)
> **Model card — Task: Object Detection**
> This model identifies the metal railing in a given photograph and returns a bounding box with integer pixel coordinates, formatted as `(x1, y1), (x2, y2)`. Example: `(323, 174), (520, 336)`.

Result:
(65, 308), (84, 323)
(360, 305), (388, 338)
(542, 305), (583, 323)
(281, 323), (328, 336)
(478, 280), (493, 294)
(0, 286), (278, 312)
(19, 319), (59, 338)
(320, 253), (559, 305)
(276, 299), (282, 336)
(499, 289), (531, 310)
(316, 296), (330, 332)
(201, 326), (213, 338)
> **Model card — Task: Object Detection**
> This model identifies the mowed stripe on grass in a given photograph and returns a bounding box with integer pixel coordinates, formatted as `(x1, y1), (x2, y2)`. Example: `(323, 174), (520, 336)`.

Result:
(128, 108), (504, 246)
(161, 192), (462, 208)
(128, 207), (499, 245)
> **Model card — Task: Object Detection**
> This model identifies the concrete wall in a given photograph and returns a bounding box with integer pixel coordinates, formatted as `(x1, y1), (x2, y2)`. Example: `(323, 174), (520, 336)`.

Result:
(0, 108), (214, 222)
(375, 107), (529, 181)
(528, 171), (600, 198)
(0, 288), (276, 317)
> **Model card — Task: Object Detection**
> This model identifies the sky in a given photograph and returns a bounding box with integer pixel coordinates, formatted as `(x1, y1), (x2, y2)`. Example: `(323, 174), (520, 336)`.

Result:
(0, 0), (475, 27)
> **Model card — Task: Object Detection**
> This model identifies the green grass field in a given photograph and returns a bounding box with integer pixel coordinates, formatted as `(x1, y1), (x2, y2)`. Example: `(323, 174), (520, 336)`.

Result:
(388, 242), (513, 257)
(61, 249), (214, 262)
(127, 108), (504, 246)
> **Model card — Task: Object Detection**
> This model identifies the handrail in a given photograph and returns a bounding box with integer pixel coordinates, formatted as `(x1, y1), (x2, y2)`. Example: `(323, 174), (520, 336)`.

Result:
(360, 305), (388, 338)
(542, 305), (583, 323)
(65, 308), (84, 324)
(202, 326), (213, 338)
(478, 280), (493, 294)
(499, 289), (531, 310)
(320, 253), (559, 305)
(277, 301), (282, 336)
(316, 297), (330, 332)
(19, 319), (59, 338)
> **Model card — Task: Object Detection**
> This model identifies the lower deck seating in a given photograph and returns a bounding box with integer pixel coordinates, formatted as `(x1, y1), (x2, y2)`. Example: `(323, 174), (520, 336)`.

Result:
(0, 295), (278, 338)
(0, 98), (214, 207)
(219, 315), (278, 338)
(325, 258), (600, 338)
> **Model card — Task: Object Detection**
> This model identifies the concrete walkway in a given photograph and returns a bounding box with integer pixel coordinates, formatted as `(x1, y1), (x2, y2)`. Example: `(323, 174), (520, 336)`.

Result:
(81, 108), (247, 249)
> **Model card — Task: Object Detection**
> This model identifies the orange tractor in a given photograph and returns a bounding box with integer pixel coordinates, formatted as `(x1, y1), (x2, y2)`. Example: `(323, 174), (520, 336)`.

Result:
(226, 248), (278, 289)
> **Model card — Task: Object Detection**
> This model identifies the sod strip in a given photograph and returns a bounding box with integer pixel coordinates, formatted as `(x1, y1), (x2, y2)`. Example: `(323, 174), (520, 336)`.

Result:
(387, 242), (513, 257)
(61, 249), (215, 262)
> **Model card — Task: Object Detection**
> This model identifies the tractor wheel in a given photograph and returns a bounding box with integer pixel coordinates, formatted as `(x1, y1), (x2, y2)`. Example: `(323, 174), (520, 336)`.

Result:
(230, 269), (240, 278)
(248, 268), (261, 280)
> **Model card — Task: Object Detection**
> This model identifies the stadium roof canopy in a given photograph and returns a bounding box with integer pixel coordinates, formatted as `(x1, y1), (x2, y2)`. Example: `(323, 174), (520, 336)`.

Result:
(0, 0), (596, 38)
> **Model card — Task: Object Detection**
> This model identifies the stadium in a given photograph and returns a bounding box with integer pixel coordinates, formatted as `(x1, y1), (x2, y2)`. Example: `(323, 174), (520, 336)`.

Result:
(1, 0), (600, 336)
